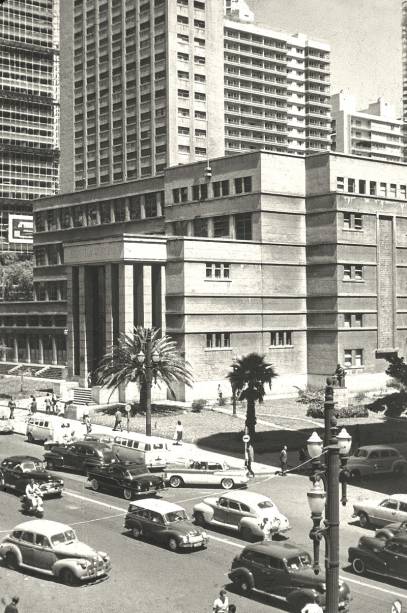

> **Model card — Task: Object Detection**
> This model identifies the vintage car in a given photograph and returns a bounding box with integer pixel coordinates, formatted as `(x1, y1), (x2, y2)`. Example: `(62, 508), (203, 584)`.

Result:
(230, 541), (351, 612)
(375, 520), (407, 540)
(0, 519), (111, 585)
(87, 461), (165, 500)
(124, 498), (208, 552)
(348, 534), (407, 581)
(44, 441), (115, 473)
(193, 490), (290, 541)
(347, 445), (407, 479)
(0, 456), (64, 498)
(353, 494), (407, 529)
(164, 459), (249, 489)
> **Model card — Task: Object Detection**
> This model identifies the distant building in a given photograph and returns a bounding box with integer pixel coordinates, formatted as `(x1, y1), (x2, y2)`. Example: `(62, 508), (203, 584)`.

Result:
(60, 0), (330, 193)
(403, 0), (407, 160)
(0, 0), (60, 254)
(332, 91), (403, 162)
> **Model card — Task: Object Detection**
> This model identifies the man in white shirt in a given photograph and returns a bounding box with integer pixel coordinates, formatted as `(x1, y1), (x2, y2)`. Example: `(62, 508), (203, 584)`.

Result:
(25, 479), (42, 510)
(213, 589), (229, 613)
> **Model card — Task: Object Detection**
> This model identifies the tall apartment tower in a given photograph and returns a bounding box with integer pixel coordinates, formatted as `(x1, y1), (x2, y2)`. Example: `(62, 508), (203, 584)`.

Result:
(62, 0), (224, 192)
(332, 91), (403, 162)
(403, 0), (407, 160)
(0, 0), (60, 252)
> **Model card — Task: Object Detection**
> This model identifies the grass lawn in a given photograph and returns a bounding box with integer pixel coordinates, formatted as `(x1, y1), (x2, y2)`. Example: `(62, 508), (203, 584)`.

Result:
(0, 375), (53, 400)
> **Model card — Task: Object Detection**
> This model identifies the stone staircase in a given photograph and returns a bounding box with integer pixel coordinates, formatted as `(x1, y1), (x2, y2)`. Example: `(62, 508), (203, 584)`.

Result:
(73, 387), (96, 405)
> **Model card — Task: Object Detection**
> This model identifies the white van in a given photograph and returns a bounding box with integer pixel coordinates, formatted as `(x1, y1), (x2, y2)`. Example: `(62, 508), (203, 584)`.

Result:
(112, 432), (170, 469)
(26, 415), (73, 444)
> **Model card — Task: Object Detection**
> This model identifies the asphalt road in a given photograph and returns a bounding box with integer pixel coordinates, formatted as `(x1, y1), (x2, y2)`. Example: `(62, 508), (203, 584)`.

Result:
(0, 434), (407, 613)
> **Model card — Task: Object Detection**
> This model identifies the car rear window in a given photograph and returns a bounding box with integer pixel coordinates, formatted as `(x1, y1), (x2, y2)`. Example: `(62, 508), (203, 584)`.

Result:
(51, 529), (77, 546)
(257, 501), (275, 509)
(354, 449), (368, 458)
(286, 553), (312, 569)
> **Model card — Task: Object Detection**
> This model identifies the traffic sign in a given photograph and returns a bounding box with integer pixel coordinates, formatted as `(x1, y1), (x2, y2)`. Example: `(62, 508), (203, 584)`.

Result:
(242, 434), (250, 443)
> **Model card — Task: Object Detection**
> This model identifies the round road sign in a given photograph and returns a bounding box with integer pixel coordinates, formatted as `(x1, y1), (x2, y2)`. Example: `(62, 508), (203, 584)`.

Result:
(242, 434), (250, 443)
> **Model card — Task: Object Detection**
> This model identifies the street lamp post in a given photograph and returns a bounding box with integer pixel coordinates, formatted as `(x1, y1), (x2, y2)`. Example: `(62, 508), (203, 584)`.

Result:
(136, 329), (160, 437)
(306, 378), (352, 613)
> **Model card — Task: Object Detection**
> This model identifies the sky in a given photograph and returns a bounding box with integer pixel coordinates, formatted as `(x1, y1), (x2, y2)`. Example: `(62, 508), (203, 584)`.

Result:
(248, 0), (402, 116)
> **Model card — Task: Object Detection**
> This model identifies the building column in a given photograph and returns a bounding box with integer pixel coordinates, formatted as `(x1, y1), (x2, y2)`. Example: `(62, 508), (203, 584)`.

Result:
(26, 337), (31, 364)
(142, 265), (153, 328)
(0, 337), (6, 362)
(78, 266), (88, 385)
(13, 337), (18, 363)
(38, 337), (44, 364)
(118, 263), (134, 336)
(66, 266), (75, 378)
(105, 264), (114, 349)
(51, 336), (57, 365)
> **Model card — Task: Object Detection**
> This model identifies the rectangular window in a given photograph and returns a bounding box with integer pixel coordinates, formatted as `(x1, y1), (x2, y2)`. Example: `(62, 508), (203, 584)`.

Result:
(193, 217), (208, 237)
(173, 187), (188, 203)
(235, 177), (243, 194)
(206, 332), (231, 349)
(213, 182), (221, 197)
(347, 178), (355, 193)
(270, 331), (293, 347)
(243, 176), (252, 192)
(205, 263), (230, 279)
(213, 216), (230, 237)
(354, 265), (363, 280)
(379, 182), (387, 197)
(369, 181), (377, 195)
(390, 183), (397, 198)
(400, 185), (407, 199)
(191, 184), (207, 201)
(177, 70), (189, 79)
(343, 213), (351, 229)
(178, 107), (190, 117)
(354, 214), (362, 230)
(344, 314), (363, 327)
(222, 180), (230, 196)
(345, 349), (364, 367)
(343, 265), (352, 281)
(235, 213), (252, 240)
(344, 350), (352, 368)
(343, 212), (363, 230)
(359, 180), (366, 194)
(344, 314), (351, 328)
(336, 177), (344, 191)
(355, 314), (363, 327)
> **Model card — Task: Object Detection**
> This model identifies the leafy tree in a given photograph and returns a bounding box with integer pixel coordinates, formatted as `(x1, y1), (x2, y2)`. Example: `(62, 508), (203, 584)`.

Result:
(93, 327), (194, 436)
(0, 254), (33, 301)
(227, 353), (277, 441)
(385, 354), (407, 390)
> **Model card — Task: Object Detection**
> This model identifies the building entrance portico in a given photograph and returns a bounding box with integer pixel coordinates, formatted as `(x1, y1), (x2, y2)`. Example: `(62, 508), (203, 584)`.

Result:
(64, 233), (167, 388)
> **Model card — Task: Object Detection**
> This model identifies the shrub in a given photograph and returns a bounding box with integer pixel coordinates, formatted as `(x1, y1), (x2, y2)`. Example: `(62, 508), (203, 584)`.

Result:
(367, 392), (407, 416)
(306, 404), (368, 419)
(353, 391), (367, 402)
(191, 398), (207, 413)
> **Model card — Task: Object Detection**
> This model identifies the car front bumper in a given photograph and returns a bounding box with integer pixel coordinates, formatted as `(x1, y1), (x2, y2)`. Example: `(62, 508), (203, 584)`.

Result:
(78, 560), (112, 581)
(179, 536), (208, 549)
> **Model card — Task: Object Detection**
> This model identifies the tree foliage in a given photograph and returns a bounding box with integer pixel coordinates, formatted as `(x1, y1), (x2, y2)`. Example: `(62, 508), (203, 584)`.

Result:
(385, 354), (407, 390)
(0, 253), (33, 301)
(227, 353), (277, 441)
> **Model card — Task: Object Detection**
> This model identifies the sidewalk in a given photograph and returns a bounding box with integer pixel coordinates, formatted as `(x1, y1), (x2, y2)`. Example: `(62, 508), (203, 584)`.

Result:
(6, 405), (279, 477)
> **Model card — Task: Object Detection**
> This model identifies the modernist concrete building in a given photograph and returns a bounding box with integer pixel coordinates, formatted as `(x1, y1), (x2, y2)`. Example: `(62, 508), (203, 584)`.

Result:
(0, 150), (406, 397)
(60, 0), (330, 193)
(0, 0), (60, 253)
(332, 92), (403, 163)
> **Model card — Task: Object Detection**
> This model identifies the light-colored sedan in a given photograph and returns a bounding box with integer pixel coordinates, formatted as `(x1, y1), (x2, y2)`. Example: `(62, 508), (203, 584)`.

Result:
(164, 459), (249, 489)
(193, 490), (290, 541)
(353, 494), (407, 529)
(0, 519), (111, 585)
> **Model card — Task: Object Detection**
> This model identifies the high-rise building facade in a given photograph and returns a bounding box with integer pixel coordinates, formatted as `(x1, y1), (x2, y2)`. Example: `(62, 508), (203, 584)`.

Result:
(332, 91), (403, 162)
(61, 0), (330, 193)
(403, 0), (407, 160)
(0, 0), (60, 252)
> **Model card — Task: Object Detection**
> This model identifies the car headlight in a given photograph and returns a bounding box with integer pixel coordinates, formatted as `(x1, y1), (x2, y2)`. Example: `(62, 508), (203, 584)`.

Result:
(201, 531), (207, 539)
(78, 560), (89, 569)
(181, 535), (190, 543)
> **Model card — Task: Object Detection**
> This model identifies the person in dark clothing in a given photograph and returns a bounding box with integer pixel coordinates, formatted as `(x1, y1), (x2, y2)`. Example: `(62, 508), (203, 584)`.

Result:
(246, 443), (255, 478)
(8, 397), (16, 419)
(30, 395), (37, 415)
(4, 596), (19, 613)
(113, 409), (123, 431)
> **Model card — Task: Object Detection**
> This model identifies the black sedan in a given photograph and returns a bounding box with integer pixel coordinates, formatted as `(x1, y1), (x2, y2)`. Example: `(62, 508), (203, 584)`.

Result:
(87, 462), (165, 500)
(0, 455), (64, 497)
(44, 441), (115, 474)
(349, 534), (407, 581)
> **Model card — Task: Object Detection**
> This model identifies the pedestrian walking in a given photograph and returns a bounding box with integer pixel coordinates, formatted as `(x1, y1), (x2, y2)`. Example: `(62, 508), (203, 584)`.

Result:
(84, 413), (92, 434)
(213, 589), (229, 613)
(173, 420), (183, 445)
(280, 445), (288, 476)
(246, 443), (255, 478)
(217, 384), (223, 405)
(29, 395), (37, 415)
(51, 392), (58, 414)
(44, 393), (52, 414)
(113, 408), (123, 431)
(125, 403), (131, 431)
(3, 596), (19, 613)
(8, 397), (16, 420)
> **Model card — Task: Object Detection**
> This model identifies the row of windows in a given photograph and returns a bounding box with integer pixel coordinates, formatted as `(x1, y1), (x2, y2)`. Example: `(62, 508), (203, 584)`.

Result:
(178, 145), (207, 155)
(172, 213), (252, 241)
(205, 263), (230, 279)
(337, 176), (407, 200)
(178, 89), (206, 101)
(177, 16), (205, 28)
(0, 314), (66, 328)
(172, 176), (252, 204)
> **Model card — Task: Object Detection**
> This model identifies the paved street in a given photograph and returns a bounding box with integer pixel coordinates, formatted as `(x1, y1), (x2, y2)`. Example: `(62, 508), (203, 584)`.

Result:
(1, 434), (407, 612)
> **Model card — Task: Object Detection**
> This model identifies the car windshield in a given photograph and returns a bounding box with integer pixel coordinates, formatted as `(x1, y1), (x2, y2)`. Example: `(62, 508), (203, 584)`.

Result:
(165, 510), (188, 523)
(50, 529), (77, 546)
(126, 468), (144, 477)
(286, 553), (312, 570)
(21, 461), (45, 472)
(257, 500), (275, 509)
(353, 449), (368, 458)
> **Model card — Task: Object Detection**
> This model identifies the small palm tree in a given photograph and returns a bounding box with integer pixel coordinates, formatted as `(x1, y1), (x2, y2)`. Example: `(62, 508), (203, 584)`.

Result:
(93, 327), (194, 436)
(227, 352), (277, 441)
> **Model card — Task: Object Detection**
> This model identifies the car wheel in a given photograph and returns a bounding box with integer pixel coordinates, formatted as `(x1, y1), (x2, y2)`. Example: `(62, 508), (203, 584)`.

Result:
(349, 469), (361, 481)
(123, 488), (133, 501)
(132, 526), (142, 539)
(167, 537), (178, 552)
(240, 526), (254, 542)
(46, 460), (56, 470)
(375, 530), (392, 541)
(292, 598), (312, 613)
(27, 432), (34, 443)
(352, 557), (366, 575)
(5, 552), (19, 570)
(359, 512), (370, 529)
(90, 479), (99, 492)
(221, 478), (234, 490)
(394, 464), (406, 476)
(169, 475), (183, 488)
(60, 568), (77, 586)
(237, 576), (252, 594)
(194, 512), (206, 526)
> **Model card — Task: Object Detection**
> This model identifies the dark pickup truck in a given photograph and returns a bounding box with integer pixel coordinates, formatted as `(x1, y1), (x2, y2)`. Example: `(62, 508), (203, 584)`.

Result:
(87, 461), (165, 500)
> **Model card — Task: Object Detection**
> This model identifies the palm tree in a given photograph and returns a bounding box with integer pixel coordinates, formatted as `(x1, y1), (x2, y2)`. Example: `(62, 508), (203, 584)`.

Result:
(227, 352), (277, 441)
(93, 327), (194, 436)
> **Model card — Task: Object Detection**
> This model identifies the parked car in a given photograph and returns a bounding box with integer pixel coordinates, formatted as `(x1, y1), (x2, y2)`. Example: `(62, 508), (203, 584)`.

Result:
(164, 459), (249, 489)
(349, 534), (407, 582)
(229, 541), (351, 613)
(87, 461), (165, 500)
(0, 456), (63, 498)
(193, 491), (290, 541)
(347, 445), (407, 479)
(376, 520), (407, 540)
(124, 498), (208, 552)
(0, 519), (111, 585)
(44, 441), (115, 473)
(353, 494), (407, 529)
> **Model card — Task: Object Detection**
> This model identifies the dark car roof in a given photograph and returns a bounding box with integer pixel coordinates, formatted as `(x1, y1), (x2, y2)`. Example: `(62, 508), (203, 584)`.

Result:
(3, 456), (42, 464)
(242, 541), (307, 559)
(66, 441), (112, 450)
